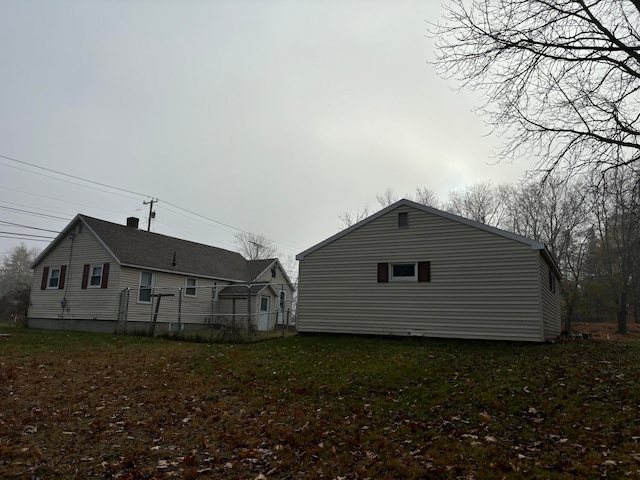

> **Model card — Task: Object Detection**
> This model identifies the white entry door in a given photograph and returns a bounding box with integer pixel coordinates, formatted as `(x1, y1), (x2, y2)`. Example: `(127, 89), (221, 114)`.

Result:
(258, 296), (271, 331)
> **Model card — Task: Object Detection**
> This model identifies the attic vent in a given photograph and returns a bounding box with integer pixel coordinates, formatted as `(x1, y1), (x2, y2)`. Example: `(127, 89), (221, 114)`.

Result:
(398, 212), (408, 228)
(126, 217), (140, 229)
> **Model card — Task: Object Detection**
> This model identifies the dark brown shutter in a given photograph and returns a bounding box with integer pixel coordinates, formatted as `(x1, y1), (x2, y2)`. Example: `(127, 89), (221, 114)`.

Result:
(81, 264), (90, 289)
(101, 263), (110, 288)
(418, 261), (431, 282)
(41, 267), (49, 290)
(58, 265), (67, 290)
(377, 263), (389, 283)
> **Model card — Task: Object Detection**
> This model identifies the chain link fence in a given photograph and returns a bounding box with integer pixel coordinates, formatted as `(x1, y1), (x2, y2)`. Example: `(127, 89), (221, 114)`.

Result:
(116, 283), (296, 342)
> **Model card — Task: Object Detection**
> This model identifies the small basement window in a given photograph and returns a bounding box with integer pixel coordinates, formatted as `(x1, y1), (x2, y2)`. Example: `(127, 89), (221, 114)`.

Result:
(398, 212), (408, 228)
(390, 263), (417, 281)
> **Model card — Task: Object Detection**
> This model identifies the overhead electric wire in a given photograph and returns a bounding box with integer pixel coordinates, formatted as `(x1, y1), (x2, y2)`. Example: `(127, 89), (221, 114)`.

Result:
(0, 153), (302, 253)
(0, 234), (54, 242)
(0, 204), (70, 221)
(0, 184), (128, 213)
(0, 231), (55, 239)
(0, 154), (150, 200)
(0, 220), (61, 233)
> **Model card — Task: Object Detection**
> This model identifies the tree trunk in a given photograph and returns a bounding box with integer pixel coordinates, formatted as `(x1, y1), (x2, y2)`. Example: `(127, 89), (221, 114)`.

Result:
(617, 291), (628, 334)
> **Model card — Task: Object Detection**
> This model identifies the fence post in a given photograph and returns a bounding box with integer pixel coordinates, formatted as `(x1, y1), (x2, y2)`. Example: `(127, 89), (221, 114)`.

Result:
(178, 287), (182, 331)
(247, 284), (252, 342)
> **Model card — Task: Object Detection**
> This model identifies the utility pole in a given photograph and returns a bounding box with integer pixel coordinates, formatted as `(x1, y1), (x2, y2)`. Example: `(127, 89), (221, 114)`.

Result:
(249, 240), (263, 260)
(143, 198), (157, 232)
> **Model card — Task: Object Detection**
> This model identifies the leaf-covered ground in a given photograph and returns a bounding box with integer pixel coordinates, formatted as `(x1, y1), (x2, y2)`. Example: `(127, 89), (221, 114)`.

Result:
(2, 324), (640, 479)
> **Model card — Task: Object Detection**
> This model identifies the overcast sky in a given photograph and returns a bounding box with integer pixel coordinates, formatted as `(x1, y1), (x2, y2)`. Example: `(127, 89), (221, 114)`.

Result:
(0, 0), (536, 263)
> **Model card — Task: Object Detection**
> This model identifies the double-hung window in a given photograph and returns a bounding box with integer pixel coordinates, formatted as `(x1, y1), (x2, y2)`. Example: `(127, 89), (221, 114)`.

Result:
(47, 267), (61, 289)
(185, 278), (197, 297)
(41, 266), (66, 290)
(138, 271), (154, 303)
(81, 263), (110, 289)
(89, 265), (103, 287)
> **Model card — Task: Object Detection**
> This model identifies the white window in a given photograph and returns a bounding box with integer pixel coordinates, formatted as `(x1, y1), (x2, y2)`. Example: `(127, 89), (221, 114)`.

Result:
(47, 267), (61, 289)
(138, 271), (154, 303)
(390, 263), (417, 282)
(185, 278), (197, 297)
(89, 265), (103, 287)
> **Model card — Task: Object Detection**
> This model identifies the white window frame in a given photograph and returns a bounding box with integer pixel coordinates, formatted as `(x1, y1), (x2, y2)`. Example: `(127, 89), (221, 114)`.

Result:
(88, 264), (103, 288)
(138, 271), (154, 304)
(389, 263), (418, 282)
(47, 267), (61, 289)
(184, 277), (197, 297)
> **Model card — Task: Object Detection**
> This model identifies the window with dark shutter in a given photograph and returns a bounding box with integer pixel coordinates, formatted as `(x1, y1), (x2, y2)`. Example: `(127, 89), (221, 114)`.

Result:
(418, 261), (431, 282)
(101, 263), (110, 289)
(377, 263), (389, 283)
(81, 264), (90, 289)
(59, 265), (67, 290)
(41, 267), (50, 290)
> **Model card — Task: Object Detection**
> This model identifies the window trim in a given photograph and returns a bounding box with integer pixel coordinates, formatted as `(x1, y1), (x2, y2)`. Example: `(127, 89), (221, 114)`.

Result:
(138, 271), (154, 304)
(184, 277), (197, 297)
(47, 267), (62, 289)
(88, 264), (104, 288)
(390, 262), (418, 282)
(378, 261), (430, 283)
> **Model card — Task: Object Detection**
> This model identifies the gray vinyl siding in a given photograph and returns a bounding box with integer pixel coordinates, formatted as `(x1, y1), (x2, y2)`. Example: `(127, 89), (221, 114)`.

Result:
(29, 225), (119, 325)
(119, 267), (231, 331)
(540, 255), (562, 339)
(297, 206), (546, 342)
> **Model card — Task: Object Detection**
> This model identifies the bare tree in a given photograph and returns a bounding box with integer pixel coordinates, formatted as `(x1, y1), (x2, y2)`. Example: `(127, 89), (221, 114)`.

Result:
(506, 176), (592, 331)
(589, 168), (640, 334)
(234, 232), (278, 260)
(339, 205), (372, 228)
(432, 0), (640, 177)
(446, 181), (510, 227)
(375, 187), (399, 208)
(413, 187), (439, 208)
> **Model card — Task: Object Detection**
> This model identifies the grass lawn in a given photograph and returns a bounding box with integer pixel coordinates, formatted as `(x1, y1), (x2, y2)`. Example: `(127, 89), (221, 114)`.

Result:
(2, 324), (640, 479)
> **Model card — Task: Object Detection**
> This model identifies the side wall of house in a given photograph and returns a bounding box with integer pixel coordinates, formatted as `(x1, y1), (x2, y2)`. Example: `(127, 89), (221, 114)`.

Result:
(297, 205), (545, 342)
(118, 267), (231, 333)
(254, 265), (296, 328)
(540, 254), (562, 339)
(28, 225), (120, 333)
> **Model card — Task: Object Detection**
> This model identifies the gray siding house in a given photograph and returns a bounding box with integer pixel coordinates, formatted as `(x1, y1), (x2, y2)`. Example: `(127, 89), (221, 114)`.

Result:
(29, 215), (295, 334)
(296, 199), (561, 342)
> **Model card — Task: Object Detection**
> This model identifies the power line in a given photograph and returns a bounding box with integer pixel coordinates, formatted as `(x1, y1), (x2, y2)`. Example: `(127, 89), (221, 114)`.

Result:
(0, 221), (61, 233)
(0, 234), (54, 242)
(0, 153), (302, 253)
(0, 183), (129, 213)
(0, 202), (71, 221)
(0, 231), (55, 239)
(0, 154), (150, 199)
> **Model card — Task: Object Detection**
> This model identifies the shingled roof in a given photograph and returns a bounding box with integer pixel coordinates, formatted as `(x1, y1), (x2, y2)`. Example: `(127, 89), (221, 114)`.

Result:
(33, 214), (276, 283)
